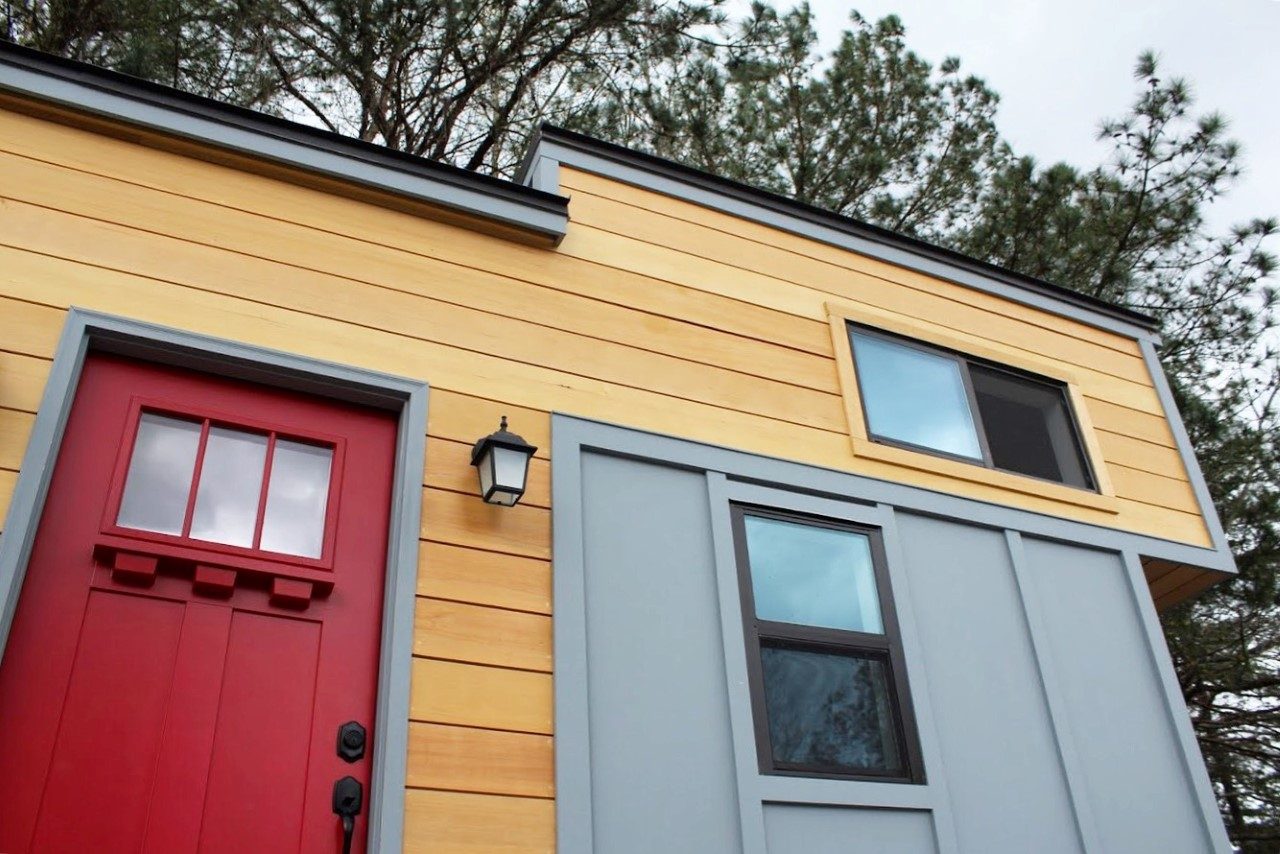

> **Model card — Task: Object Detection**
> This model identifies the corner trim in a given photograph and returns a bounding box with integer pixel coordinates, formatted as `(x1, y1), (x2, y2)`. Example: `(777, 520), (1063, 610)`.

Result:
(0, 42), (568, 244)
(1138, 340), (1232, 560)
(1119, 551), (1234, 853)
(0, 308), (426, 853)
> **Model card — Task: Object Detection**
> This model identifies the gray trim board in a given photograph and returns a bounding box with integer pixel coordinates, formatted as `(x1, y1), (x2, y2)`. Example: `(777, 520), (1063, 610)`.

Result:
(0, 42), (568, 244)
(1120, 551), (1233, 853)
(0, 308), (427, 853)
(554, 415), (1234, 574)
(523, 126), (1159, 342)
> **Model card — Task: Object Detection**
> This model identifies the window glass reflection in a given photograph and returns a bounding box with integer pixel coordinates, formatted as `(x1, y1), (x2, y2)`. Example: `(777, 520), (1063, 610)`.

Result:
(761, 645), (903, 774)
(851, 331), (983, 459)
(117, 413), (202, 535)
(745, 515), (883, 633)
(189, 427), (268, 548)
(259, 440), (333, 558)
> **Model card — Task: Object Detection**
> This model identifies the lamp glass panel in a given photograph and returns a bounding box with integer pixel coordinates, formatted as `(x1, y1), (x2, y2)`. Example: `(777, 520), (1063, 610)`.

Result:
(117, 412), (202, 535)
(491, 445), (530, 492)
(477, 449), (496, 497)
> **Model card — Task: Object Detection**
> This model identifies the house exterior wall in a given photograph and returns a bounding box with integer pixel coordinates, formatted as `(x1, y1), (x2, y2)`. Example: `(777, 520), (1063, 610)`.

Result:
(553, 420), (1231, 854)
(0, 96), (1227, 852)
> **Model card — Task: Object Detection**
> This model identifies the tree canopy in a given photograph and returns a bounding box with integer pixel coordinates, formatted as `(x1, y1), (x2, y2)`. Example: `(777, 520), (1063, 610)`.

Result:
(5, 0), (1277, 845)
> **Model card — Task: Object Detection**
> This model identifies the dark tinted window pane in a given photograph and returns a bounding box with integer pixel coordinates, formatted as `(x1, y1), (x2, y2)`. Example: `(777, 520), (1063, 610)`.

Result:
(760, 645), (904, 774)
(743, 515), (884, 633)
(969, 365), (1093, 489)
(850, 331), (983, 459)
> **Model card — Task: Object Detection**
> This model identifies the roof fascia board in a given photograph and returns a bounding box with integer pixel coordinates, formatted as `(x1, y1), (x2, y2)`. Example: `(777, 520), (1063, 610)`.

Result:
(0, 46), (568, 244)
(525, 132), (1160, 342)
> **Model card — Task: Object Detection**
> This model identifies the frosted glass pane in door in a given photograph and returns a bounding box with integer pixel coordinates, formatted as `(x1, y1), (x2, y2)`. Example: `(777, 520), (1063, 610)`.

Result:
(117, 413), (202, 535)
(259, 440), (333, 558)
(189, 427), (268, 548)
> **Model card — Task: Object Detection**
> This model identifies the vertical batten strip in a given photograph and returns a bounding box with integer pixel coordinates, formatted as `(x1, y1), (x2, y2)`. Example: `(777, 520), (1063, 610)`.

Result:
(703, 471), (769, 854)
(875, 503), (962, 854)
(1004, 530), (1102, 854)
(1119, 551), (1233, 853)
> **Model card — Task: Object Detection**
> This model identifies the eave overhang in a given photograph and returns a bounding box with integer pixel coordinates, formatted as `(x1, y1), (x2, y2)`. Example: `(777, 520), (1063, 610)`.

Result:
(0, 41), (569, 245)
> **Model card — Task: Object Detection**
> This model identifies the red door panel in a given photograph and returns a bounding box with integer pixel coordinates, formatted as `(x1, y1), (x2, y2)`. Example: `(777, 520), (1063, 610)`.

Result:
(0, 353), (397, 854)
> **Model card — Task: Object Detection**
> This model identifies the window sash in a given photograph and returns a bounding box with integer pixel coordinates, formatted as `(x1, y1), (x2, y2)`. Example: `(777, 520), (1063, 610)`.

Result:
(731, 505), (926, 784)
(848, 323), (1097, 492)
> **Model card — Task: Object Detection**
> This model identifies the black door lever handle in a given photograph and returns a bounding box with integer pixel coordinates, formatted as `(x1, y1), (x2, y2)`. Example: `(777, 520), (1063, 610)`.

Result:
(332, 775), (363, 854)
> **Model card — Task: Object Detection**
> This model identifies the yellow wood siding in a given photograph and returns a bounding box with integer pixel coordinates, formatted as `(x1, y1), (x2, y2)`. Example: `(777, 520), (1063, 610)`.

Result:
(0, 102), (1214, 852)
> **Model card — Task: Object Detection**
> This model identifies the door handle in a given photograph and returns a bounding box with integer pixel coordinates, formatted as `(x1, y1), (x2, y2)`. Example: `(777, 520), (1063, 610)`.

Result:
(332, 775), (363, 854)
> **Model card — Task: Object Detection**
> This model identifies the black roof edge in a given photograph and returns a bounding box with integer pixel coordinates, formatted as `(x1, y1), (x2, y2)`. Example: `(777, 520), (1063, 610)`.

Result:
(0, 41), (568, 237)
(531, 123), (1159, 332)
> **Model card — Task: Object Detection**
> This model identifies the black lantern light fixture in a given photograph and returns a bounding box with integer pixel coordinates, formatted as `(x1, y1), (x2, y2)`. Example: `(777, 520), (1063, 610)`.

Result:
(470, 416), (538, 506)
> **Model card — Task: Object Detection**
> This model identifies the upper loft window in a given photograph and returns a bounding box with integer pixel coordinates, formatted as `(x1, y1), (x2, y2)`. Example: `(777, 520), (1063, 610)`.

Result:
(848, 325), (1095, 490)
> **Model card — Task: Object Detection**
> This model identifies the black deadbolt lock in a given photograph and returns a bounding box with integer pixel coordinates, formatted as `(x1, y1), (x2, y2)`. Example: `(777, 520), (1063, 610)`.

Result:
(337, 720), (366, 763)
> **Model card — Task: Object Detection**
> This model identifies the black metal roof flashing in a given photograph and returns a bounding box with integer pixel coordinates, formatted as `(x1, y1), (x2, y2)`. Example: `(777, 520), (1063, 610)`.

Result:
(0, 41), (569, 244)
(522, 124), (1160, 337)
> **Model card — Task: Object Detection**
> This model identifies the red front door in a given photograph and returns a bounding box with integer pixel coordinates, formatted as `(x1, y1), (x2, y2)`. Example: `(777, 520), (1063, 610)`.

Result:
(0, 353), (397, 853)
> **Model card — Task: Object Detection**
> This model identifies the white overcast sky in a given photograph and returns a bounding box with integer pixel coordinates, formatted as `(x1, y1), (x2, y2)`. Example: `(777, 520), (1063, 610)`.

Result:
(799, 0), (1279, 235)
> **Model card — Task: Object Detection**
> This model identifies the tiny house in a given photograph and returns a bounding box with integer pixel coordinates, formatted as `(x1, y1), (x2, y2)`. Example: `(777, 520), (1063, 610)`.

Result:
(0, 42), (1235, 853)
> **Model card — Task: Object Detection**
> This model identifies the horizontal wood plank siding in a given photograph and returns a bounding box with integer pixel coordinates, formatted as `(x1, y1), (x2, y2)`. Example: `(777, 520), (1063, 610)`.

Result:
(0, 102), (1219, 851)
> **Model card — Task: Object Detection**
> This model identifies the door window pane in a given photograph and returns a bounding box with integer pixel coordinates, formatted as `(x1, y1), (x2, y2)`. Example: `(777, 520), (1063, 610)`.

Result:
(189, 427), (268, 548)
(760, 645), (904, 774)
(850, 331), (983, 459)
(259, 440), (334, 558)
(117, 413), (202, 535)
(744, 515), (883, 633)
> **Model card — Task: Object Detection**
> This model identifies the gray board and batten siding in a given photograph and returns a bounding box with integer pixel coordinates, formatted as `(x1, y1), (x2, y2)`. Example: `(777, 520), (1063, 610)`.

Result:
(552, 414), (1232, 854)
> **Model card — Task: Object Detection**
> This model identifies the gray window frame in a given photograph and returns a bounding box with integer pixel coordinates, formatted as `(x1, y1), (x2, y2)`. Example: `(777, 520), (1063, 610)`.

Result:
(848, 323), (1098, 492)
(730, 504), (926, 784)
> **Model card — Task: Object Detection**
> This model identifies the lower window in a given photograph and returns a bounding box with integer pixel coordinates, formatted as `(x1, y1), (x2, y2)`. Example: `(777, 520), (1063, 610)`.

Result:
(731, 506), (924, 782)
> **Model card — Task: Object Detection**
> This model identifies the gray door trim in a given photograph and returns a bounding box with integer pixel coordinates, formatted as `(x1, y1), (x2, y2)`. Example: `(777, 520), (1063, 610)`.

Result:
(0, 307), (427, 853)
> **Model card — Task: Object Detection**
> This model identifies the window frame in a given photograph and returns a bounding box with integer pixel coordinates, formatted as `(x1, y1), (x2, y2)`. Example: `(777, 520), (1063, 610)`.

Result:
(730, 503), (926, 784)
(824, 301), (1119, 515)
(848, 324), (1098, 492)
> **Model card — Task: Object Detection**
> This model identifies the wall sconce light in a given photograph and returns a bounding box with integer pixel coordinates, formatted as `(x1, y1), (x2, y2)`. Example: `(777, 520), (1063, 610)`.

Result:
(471, 416), (538, 506)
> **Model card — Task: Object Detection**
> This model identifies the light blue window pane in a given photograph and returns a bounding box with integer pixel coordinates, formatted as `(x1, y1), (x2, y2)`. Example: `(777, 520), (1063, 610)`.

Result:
(744, 515), (883, 633)
(850, 331), (983, 460)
